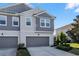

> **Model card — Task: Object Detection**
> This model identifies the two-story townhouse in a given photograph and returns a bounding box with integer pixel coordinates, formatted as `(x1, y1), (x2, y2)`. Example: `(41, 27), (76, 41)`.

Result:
(0, 3), (55, 48)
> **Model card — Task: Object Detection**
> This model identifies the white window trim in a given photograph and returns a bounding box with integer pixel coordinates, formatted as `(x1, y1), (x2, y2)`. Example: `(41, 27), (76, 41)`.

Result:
(0, 15), (7, 26)
(40, 19), (45, 28)
(26, 17), (32, 26)
(46, 19), (50, 28)
(12, 17), (19, 27)
(40, 18), (50, 28)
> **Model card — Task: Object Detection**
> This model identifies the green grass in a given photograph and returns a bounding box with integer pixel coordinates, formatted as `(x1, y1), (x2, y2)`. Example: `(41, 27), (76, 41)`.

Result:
(69, 48), (79, 55)
(69, 43), (79, 48)
(67, 43), (79, 55)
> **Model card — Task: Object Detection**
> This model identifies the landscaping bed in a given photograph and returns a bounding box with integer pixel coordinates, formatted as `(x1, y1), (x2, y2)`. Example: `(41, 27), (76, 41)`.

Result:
(67, 43), (79, 55)
(16, 48), (30, 56)
(56, 44), (72, 51)
(16, 44), (31, 56)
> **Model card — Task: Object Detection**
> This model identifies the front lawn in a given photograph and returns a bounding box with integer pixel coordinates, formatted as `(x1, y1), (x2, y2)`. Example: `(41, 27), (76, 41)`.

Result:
(69, 48), (79, 55)
(69, 43), (79, 48)
(68, 43), (79, 55)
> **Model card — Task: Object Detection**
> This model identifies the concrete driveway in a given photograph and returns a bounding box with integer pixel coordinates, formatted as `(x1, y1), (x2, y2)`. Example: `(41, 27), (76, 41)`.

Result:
(27, 47), (75, 56)
(0, 48), (17, 56)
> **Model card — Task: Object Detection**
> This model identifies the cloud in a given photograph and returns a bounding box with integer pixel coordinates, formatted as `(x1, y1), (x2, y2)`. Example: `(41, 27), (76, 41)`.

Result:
(75, 8), (79, 13)
(65, 3), (79, 10)
(65, 3), (79, 13)
(65, 3), (76, 9)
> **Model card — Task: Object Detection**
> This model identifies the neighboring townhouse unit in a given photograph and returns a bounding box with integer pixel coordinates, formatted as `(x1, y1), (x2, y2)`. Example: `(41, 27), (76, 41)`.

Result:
(0, 3), (55, 48)
(56, 24), (72, 35)
(56, 24), (73, 40)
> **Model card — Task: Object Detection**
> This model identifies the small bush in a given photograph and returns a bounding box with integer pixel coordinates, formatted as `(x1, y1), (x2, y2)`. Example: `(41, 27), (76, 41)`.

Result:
(16, 48), (30, 56)
(63, 44), (70, 47)
(66, 40), (71, 43)
(56, 45), (72, 51)
(17, 43), (25, 50)
(16, 44), (30, 56)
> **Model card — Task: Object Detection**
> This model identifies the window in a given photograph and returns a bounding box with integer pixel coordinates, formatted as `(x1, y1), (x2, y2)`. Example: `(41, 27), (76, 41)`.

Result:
(0, 15), (7, 26)
(26, 18), (31, 26)
(13, 21), (18, 25)
(40, 18), (50, 28)
(12, 17), (19, 27)
(40, 19), (45, 27)
(46, 19), (50, 27)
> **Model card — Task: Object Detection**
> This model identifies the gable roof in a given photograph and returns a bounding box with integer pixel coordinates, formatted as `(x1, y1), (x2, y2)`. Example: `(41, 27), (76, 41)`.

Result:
(56, 24), (73, 31)
(33, 9), (56, 19)
(0, 3), (32, 14)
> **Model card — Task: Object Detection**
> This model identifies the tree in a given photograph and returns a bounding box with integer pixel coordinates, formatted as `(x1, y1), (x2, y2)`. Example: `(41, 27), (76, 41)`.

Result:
(59, 32), (68, 45)
(54, 32), (68, 46)
(66, 15), (79, 42)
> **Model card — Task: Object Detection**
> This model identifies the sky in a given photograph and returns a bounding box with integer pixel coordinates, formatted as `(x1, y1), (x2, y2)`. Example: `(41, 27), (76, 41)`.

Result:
(0, 3), (79, 29)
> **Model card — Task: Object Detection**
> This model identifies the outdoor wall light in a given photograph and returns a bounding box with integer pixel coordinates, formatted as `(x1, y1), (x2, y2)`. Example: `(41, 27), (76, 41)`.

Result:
(1, 33), (3, 35)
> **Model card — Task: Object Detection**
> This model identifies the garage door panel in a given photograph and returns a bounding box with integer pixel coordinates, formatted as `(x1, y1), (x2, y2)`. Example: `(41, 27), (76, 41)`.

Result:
(26, 37), (49, 47)
(0, 37), (18, 48)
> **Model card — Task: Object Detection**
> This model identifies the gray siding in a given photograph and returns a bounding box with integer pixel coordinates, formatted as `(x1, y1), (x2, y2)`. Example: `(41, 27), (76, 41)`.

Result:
(37, 13), (52, 18)
(36, 17), (54, 31)
(0, 15), (20, 31)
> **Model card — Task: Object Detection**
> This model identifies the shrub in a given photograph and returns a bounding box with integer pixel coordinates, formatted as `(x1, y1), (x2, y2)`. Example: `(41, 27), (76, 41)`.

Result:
(66, 40), (71, 43)
(63, 44), (70, 47)
(56, 45), (72, 51)
(54, 32), (69, 46)
(16, 44), (30, 56)
(17, 43), (25, 50)
(16, 48), (30, 56)
(54, 35), (60, 46)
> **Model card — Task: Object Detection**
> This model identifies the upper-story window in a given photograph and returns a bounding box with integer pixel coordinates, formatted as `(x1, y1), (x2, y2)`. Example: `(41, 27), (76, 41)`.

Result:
(40, 18), (50, 28)
(26, 18), (31, 26)
(12, 17), (19, 27)
(0, 15), (7, 26)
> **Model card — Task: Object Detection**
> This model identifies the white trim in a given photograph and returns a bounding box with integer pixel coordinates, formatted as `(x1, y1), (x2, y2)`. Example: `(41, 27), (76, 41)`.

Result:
(46, 19), (50, 28)
(40, 17), (50, 28)
(0, 15), (7, 26)
(33, 10), (56, 19)
(26, 17), (32, 26)
(34, 11), (46, 16)
(12, 17), (19, 27)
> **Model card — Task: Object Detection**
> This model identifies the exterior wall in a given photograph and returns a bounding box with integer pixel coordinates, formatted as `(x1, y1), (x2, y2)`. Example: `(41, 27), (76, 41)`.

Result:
(36, 17), (54, 31)
(56, 24), (72, 35)
(0, 15), (20, 31)
(56, 24), (73, 40)
(19, 9), (54, 47)
(19, 31), (54, 47)
(20, 9), (54, 32)
(0, 30), (20, 44)
(0, 9), (54, 47)
(37, 13), (53, 18)
(20, 10), (37, 32)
